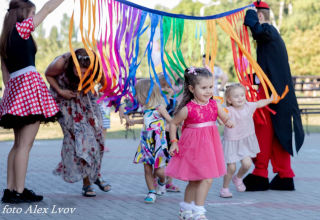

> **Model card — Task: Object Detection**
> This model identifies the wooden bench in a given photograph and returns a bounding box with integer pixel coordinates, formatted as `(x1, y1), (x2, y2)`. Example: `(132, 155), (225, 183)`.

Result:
(292, 75), (320, 133)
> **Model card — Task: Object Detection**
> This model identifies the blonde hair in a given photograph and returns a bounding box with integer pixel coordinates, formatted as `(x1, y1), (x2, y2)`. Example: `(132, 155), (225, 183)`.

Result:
(135, 79), (164, 109)
(158, 73), (173, 88)
(224, 83), (246, 106)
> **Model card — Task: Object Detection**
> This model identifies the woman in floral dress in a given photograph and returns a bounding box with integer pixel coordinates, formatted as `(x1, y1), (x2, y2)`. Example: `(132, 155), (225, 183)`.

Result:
(45, 48), (111, 197)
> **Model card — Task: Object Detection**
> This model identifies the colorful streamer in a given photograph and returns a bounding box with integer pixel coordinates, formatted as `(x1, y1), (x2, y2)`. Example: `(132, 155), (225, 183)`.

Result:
(69, 0), (285, 117)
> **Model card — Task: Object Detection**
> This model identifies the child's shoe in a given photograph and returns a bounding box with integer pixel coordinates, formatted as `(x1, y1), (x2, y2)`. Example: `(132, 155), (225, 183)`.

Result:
(232, 176), (246, 192)
(144, 191), (156, 204)
(219, 188), (232, 198)
(178, 209), (193, 220)
(156, 180), (166, 195)
(193, 212), (208, 220)
(166, 183), (180, 192)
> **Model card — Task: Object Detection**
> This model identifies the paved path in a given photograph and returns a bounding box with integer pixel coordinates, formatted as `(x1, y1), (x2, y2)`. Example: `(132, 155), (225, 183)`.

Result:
(0, 133), (319, 220)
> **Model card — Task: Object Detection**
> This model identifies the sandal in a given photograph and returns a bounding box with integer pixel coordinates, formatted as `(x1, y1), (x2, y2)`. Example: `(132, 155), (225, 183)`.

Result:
(144, 191), (156, 204)
(193, 213), (208, 220)
(94, 177), (111, 192)
(166, 183), (180, 192)
(82, 185), (96, 197)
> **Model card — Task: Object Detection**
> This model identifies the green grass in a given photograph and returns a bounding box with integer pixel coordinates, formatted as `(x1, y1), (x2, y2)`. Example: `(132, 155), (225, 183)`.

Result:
(0, 113), (319, 142)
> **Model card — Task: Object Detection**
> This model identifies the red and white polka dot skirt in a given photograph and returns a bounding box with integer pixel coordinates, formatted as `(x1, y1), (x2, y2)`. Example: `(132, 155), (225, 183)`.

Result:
(0, 70), (60, 120)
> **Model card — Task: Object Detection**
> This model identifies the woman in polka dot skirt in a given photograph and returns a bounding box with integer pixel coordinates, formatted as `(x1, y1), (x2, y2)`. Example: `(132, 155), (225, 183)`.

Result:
(0, 0), (64, 203)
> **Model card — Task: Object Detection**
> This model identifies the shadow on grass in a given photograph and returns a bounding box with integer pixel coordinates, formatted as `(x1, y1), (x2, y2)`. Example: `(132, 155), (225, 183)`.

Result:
(0, 124), (319, 142)
(106, 128), (142, 140)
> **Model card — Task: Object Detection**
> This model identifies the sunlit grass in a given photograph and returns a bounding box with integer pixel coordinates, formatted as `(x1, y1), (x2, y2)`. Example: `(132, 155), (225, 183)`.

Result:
(0, 113), (319, 142)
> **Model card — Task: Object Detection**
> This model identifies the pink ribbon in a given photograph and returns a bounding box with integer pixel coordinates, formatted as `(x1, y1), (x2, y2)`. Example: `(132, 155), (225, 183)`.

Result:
(185, 121), (215, 128)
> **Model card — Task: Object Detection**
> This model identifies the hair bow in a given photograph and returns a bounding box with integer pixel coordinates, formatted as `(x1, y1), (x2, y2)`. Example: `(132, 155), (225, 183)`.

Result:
(188, 66), (197, 75)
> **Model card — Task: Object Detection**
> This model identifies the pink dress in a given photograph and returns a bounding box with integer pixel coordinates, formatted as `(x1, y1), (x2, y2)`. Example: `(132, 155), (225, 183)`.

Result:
(165, 99), (226, 181)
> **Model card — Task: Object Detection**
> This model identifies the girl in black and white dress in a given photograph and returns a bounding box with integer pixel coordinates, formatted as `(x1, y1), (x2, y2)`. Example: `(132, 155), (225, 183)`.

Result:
(0, 0), (64, 203)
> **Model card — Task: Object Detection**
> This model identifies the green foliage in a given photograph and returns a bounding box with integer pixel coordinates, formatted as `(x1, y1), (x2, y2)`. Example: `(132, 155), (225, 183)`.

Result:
(34, 13), (81, 76)
(286, 25), (320, 75)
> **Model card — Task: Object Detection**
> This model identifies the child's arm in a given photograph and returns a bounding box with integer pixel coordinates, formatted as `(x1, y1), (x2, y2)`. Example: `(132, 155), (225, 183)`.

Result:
(130, 118), (144, 125)
(217, 103), (234, 128)
(157, 105), (172, 123)
(169, 106), (188, 156)
(256, 94), (274, 108)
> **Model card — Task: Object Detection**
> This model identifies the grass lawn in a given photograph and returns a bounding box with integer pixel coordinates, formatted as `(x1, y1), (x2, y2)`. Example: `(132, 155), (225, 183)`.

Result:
(0, 113), (319, 142)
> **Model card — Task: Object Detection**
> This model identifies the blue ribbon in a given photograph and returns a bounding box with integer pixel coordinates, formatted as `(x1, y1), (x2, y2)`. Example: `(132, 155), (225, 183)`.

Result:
(115, 0), (254, 20)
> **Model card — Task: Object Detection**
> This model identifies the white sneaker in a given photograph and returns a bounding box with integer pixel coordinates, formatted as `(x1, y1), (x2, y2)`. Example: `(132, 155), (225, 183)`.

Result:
(156, 183), (166, 195)
(193, 212), (208, 220)
(179, 209), (193, 220)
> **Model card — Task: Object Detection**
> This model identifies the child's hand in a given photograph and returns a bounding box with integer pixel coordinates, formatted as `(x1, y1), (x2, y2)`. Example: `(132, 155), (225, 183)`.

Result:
(169, 142), (179, 156)
(217, 118), (224, 125)
(248, 6), (257, 12)
(225, 120), (234, 128)
(126, 118), (134, 126)
(270, 94), (274, 101)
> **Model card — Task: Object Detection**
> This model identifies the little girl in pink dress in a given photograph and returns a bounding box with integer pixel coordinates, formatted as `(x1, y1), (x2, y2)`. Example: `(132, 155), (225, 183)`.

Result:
(220, 83), (273, 198)
(166, 67), (233, 220)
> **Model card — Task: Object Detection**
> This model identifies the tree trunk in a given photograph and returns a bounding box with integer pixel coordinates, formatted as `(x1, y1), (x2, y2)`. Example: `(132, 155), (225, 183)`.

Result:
(278, 1), (285, 29)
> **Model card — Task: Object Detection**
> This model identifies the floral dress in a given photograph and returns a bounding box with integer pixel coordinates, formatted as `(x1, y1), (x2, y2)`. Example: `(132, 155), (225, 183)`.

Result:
(51, 72), (104, 183)
(133, 107), (168, 168)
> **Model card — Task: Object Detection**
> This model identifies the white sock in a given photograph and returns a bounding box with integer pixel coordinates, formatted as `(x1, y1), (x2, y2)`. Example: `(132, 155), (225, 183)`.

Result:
(192, 205), (206, 214)
(179, 201), (193, 211)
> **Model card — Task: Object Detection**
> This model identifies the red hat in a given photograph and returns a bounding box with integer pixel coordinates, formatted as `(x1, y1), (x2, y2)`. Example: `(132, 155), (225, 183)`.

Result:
(253, 1), (270, 9)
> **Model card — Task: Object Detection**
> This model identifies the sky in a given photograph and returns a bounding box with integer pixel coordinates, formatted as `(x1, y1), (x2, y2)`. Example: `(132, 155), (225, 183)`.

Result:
(0, 0), (212, 36)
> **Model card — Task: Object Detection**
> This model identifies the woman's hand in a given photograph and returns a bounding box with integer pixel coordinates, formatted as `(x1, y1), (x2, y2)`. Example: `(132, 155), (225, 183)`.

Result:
(59, 89), (77, 99)
(169, 142), (179, 156)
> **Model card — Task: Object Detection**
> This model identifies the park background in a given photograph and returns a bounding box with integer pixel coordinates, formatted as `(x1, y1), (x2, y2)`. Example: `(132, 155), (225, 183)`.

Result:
(0, 0), (319, 141)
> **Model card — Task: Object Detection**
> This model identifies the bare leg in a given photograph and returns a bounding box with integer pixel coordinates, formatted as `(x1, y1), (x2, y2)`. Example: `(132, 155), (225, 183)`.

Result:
(154, 167), (165, 184)
(237, 157), (252, 178)
(82, 176), (96, 196)
(184, 181), (199, 203)
(14, 122), (40, 193)
(166, 176), (172, 184)
(7, 129), (20, 190)
(223, 163), (236, 188)
(83, 177), (91, 186)
(144, 164), (155, 191)
(195, 179), (213, 206)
